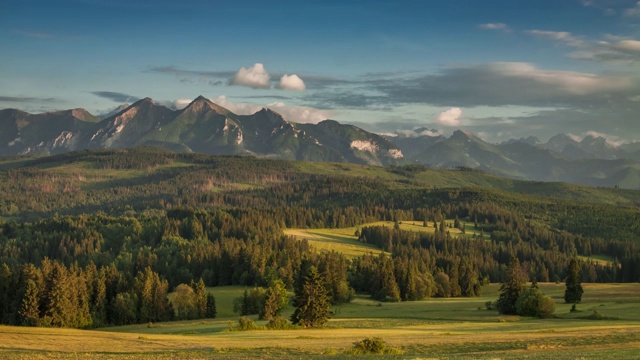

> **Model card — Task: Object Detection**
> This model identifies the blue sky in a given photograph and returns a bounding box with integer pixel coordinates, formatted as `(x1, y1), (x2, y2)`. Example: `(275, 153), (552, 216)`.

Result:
(1, 0), (640, 143)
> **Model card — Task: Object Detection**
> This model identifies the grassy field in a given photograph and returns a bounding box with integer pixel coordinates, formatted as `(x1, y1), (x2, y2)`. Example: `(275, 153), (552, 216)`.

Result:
(284, 220), (487, 257)
(579, 254), (616, 266)
(2, 283), (640, 359)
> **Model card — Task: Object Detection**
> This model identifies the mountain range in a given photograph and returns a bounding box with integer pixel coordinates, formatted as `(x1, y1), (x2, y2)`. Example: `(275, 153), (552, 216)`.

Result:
(1, 96), (639, 189)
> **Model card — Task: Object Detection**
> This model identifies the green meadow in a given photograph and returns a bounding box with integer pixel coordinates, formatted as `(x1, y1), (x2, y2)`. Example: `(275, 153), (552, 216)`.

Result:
(1, 283), (639, 359)
(284, 220), (488, 257)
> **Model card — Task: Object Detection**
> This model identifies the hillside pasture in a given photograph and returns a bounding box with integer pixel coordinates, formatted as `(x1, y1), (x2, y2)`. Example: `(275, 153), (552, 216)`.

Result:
(284, 220), (488, 257)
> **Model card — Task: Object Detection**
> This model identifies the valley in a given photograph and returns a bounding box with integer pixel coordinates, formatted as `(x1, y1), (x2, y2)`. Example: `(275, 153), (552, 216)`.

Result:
(0, 149), (639, 359)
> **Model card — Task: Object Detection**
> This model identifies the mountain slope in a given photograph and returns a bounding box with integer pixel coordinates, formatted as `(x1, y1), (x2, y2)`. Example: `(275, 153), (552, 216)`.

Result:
(0, 96), (402, 166)
(2, 96), (639, 187)
(388, 130), (640, 189)
(0, 108), (99, 156)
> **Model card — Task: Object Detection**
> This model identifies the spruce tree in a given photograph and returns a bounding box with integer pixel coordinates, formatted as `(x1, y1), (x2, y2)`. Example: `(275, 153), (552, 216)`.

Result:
(19, 279), (41, 326)
(240, 289), (251, 316)
(564, 258), (584, 304)
(290, 266), (331, 328)
(496, 257), (527, 315)
(260, 279), (289, 320)
(192, 278), (207, 318)
(206, 293), (217, 318)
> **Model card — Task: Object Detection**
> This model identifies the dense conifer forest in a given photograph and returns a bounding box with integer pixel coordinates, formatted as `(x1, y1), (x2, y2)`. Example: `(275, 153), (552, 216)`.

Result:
(0, 148), (638, 328)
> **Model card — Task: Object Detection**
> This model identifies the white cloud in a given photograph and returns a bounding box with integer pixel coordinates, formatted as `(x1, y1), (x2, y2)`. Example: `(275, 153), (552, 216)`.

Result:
(266, 102), (332, 124)
(230, 63), (271, 89)
(584, 130), (626, 146)
(435, 108), (462, 127)
(492, 62), (630, 95)
(610, 40), (640, 53)
(201, 96), (332, 124)
(526, 29), (640, 65)
(393, 129), (442, 138)
(624, 1), (640, 17)
(277, 74), (306, 91)
(173, 99), (193, 110)
(526, 30), (584, 47)
(567, 133), (583, 142)
(478, 23), (510, 32)
(419, 129), (442, 137)
(211, 96), (263, 115)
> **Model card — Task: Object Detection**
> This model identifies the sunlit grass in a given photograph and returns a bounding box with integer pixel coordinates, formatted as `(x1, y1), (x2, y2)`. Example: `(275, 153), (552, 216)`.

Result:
(284, 219), (488, 258)
(1, 283), (639, 359)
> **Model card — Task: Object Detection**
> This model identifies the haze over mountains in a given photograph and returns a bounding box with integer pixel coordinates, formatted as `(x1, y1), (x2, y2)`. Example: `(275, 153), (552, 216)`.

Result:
(1, 96), (639, 189)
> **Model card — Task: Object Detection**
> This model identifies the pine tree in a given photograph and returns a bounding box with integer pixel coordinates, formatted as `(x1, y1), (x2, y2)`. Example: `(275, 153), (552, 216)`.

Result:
(240, 289), (251, 316)
(19, 279), (41, 326)
(290, 266), (331, 328)
(564, 258), (584, 304)
(206, 293), (217, 318)
(260, 279), (289, 320)
(43, 263), (72, 327)
(372, 255), (401, 302)
(192, 278), (207, 318)
(0, 264), (15, 324)
(496, 257), (527, 315)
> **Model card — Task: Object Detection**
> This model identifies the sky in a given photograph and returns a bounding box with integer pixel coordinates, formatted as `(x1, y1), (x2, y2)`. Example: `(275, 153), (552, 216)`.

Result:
(1, 0), (639, 144)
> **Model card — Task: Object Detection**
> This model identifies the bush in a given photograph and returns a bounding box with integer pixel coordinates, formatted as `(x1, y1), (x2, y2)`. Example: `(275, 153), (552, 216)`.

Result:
(225, 316), (264, 332)
(515, 286), (555, 318)
(581, 310), (619, 320)
(485, 301), (495, 310)
(266, 316), (298, 330)
(537, 295), (556, 319)
(348, 337), (403, 355)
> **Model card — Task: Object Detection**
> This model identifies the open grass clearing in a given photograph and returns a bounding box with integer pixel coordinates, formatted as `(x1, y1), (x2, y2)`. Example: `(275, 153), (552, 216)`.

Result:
(579, 254), (616, 266)
(2, 283), (639, 359)
(284, 220), (488, 257)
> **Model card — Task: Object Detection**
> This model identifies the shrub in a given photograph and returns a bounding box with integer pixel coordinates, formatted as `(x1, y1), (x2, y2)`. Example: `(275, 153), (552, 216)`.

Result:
(485, 301), (495, 310)
(225, 316), (264, 332)
(237, 316), (259, 330)
(515, 285), (555, 318)
(266, 316), (298, 330)
(348, 337), (403, 355)
(537, 295), (556, 319)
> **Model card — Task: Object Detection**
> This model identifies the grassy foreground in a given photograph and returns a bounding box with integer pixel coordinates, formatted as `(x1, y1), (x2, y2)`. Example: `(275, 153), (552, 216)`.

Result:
(1, 283), (640, 359)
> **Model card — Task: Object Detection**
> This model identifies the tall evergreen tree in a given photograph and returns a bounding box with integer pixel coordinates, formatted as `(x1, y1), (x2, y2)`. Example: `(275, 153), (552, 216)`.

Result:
(19, 279), (41, 326)
(290, 266), (331, 328)
(191, 278), (207, 318)
(205, 293), (217, 318)
(240, 289), (251, 316)
(0, 264), (15, 324)
(260, 279), (289, 320)
(564, 258), (584, 304)
(496, 257), (527, 315)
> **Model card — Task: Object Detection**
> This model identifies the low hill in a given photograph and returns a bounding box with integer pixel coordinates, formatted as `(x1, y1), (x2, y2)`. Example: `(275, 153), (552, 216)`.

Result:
(1, 148), (639, 242)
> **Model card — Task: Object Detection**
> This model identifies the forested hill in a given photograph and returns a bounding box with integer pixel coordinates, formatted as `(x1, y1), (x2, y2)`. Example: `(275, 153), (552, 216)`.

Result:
(0, 147), (638, 219)
(1, 147), (639, 329)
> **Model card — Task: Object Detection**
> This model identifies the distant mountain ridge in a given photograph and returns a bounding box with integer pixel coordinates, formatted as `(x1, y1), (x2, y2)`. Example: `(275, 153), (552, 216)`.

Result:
(387, 130), (640, 189)
(2, 96), (639, 189)
(0, 96), (403, 166)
